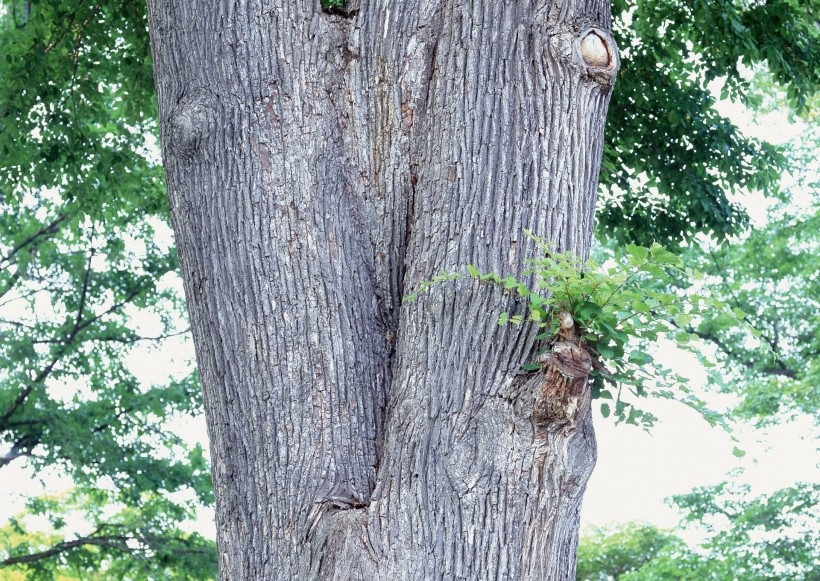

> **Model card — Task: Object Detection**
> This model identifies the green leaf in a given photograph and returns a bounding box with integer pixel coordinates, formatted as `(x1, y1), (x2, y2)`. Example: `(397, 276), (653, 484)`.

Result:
(597, 345), (616, 359)
(628, 351), (652, 365)
(675, 313), (694, 327)
(577, 301), (603, 321)
(503, 275), (519, 289)
(625, 244), (650, 261)
(530, 305), (547, 322)
(632, 299), (651, 313)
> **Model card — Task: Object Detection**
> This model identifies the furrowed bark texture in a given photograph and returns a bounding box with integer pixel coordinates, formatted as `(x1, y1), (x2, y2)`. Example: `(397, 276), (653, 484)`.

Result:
(147, 0), (618, 579)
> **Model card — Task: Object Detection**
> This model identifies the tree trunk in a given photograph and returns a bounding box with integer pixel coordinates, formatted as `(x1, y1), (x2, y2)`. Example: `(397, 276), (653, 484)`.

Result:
(146, 0), (618, 578)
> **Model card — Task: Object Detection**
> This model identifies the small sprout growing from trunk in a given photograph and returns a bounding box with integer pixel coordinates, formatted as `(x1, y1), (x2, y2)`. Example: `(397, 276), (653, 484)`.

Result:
(320, 0), (346, 14)
(407, 232), (754, 428)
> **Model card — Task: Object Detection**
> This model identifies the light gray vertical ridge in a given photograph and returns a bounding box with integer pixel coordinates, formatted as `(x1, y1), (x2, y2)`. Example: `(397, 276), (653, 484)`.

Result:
(371, 0), (615, 578)
(148, 0), (398, 577)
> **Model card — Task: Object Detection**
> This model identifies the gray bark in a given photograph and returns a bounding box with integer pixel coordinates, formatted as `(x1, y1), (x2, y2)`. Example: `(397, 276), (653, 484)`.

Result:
(147, 0), (618, 579)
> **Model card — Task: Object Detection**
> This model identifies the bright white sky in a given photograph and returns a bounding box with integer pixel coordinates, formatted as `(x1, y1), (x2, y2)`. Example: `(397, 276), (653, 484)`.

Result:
(1, 76), (817, 550)
(581, 351), (818, 535)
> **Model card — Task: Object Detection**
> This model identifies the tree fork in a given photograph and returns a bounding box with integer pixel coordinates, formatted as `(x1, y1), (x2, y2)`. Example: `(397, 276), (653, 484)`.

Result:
(147, 0), (618, 578)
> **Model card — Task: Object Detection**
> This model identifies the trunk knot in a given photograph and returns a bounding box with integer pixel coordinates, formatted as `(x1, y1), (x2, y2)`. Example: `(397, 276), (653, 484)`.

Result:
(580, 31), (609, 67)
(574, 27), (619, 88)
(168, 90), (214, 161)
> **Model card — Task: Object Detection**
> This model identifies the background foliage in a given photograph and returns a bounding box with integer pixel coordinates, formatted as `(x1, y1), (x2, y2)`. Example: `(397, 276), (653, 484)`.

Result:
(578, 482), (820, 580)
(0, 1), (213, 577)
(599, 0), (818, 244)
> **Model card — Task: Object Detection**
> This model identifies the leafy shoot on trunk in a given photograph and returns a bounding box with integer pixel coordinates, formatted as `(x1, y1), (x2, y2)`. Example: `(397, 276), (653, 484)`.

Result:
(405, 232), (757, 428)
